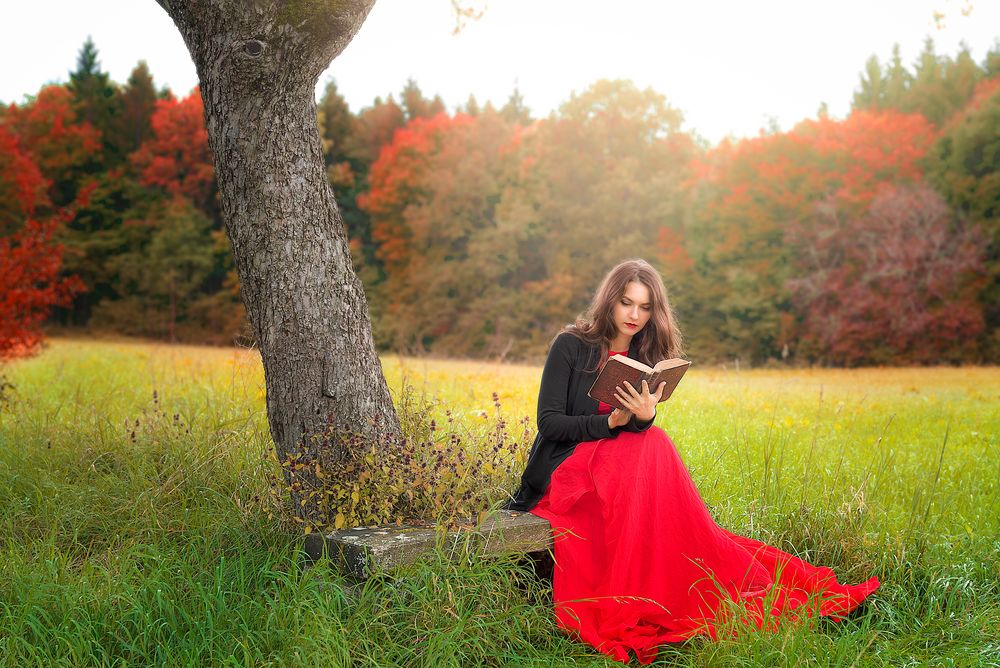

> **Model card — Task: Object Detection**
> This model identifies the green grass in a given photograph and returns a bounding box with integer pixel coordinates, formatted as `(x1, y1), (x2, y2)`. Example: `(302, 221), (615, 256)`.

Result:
(0, 338), (997, 666)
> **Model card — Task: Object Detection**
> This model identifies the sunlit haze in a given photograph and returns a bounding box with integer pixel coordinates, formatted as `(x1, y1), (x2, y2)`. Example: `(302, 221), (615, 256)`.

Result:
(2, 0), (998, 144)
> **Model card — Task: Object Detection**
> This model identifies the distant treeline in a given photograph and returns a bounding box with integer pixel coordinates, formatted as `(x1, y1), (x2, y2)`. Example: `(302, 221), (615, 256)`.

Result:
(1, 37), (998, 365)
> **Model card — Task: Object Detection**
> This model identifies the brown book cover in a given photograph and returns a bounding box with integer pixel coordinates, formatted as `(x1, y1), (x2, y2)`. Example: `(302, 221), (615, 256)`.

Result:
(587, 355), (691, 410)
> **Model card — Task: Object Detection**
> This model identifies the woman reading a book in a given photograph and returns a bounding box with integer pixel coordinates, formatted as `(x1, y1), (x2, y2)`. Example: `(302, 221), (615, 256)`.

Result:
(504, 258), (879, 665)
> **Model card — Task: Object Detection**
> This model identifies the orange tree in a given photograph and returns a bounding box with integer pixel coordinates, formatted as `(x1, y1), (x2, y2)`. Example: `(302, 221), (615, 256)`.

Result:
(360, 110), (523, 356)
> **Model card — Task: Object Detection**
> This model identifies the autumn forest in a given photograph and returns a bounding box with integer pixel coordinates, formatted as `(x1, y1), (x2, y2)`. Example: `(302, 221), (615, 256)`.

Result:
(2, 37), (998, 366)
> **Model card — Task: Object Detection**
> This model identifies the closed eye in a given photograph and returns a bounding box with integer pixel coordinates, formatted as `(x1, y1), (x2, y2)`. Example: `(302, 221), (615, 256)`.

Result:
(622, 300), (651, 310)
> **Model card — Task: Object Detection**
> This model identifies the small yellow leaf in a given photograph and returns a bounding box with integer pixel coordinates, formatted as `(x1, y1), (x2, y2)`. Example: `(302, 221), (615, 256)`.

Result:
(304, 525), (312, 535)
(335, 513), (346, 530)
(351, 491), (360, 505)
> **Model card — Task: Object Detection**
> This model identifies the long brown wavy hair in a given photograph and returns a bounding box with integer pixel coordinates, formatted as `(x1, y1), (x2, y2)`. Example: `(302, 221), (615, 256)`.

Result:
(561, 258), (684, 373)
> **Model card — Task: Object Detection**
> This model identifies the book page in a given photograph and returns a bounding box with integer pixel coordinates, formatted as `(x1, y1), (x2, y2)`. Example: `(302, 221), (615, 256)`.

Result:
(651, 358), (690, 373)
(608, 354), (653, 374)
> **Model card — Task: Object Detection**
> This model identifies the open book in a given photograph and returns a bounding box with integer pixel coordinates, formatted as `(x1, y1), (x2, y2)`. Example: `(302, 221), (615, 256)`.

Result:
(587, 355), (691, 410)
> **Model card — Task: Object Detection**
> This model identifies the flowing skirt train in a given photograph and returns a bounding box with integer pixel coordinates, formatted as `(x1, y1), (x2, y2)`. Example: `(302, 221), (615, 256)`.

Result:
(529, 426), (880, 664)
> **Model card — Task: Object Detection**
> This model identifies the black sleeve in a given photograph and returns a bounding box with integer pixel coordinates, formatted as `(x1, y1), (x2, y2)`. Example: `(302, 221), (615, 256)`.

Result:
(623, 411), (656, 432)
(536, 334), (617, 442)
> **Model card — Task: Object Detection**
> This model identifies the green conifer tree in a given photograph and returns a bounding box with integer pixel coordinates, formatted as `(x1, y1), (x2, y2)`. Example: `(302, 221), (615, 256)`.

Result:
(121, 61), (158, 155)
(904, 38), (950, 124)
(928, 80), (1000, 359)
(317, 80), (356, 164)
(984, 39), (1000, 76)
(68, 36), (125, 166)
(401, 78), (429, 120)
(463, 94), (480, 116)
(500, 84), (532, 124)
(942, 44), (983, 121)
(883, 44), (912, 109)
(853, 55), (886, 109)
(400, 78), (444, 120)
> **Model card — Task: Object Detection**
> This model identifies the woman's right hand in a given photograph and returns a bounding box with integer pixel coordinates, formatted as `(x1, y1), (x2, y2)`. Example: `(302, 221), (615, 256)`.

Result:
(608, 407), (632, 429)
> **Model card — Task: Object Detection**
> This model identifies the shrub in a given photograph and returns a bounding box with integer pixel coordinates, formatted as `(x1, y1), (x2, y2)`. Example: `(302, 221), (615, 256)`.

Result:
(273, 379), (534, 533)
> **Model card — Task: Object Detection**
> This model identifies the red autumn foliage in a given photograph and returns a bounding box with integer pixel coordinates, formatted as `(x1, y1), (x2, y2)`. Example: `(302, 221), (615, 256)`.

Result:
(680, 108), (942, 361)
(787, 183), (986, 365)
(131, 88), (214, 211)
(0, 218), (85, 359)
(694, 109), (938, 244)
(3, 85), (102, 203)
(0, 125), (85, 359)
(795, 110), (937, 205)
(0, 124), (47, 234)
(360, 112), (477, 274)
(358, 111), (536, 353)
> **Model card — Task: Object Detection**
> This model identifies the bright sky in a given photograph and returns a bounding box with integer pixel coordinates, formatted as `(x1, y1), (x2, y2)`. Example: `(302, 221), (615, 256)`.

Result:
(2, 0), (997, 145)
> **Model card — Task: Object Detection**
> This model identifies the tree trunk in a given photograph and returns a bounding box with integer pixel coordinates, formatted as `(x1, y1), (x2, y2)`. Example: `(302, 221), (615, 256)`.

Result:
(153, 0), (400, 521)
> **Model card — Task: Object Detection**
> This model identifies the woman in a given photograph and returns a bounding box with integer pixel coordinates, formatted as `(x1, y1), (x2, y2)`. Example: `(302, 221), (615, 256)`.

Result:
(505, 258), (879, 665)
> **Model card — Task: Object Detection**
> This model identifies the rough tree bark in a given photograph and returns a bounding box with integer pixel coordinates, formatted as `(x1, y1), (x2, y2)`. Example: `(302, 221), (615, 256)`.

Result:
(152, 0), (400, 520)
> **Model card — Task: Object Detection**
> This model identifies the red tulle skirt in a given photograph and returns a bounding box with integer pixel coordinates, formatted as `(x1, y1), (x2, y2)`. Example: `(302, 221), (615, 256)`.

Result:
(529, 426), (880, 664)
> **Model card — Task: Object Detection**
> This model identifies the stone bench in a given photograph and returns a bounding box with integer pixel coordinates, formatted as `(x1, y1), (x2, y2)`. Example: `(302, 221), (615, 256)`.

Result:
(303, 510), (553, 578)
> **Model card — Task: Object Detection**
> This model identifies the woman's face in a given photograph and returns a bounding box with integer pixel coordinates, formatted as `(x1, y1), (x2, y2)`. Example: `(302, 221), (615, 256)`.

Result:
(612, 281), (652, 343)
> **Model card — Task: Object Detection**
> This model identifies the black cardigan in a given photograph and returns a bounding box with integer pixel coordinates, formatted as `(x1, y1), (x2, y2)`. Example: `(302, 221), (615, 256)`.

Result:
(504, 331), (655, 511)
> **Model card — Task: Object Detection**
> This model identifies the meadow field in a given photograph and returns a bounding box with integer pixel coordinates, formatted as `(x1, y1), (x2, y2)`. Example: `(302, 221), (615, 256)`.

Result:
(0, 338), (997, 666)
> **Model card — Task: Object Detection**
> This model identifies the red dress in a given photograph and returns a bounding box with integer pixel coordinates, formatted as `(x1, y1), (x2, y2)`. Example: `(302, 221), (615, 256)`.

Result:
(529, 350), (880, 664)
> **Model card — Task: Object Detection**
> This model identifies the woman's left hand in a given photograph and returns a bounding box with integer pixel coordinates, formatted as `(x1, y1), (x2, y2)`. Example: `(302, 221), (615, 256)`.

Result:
(614, 380), (666, 423)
